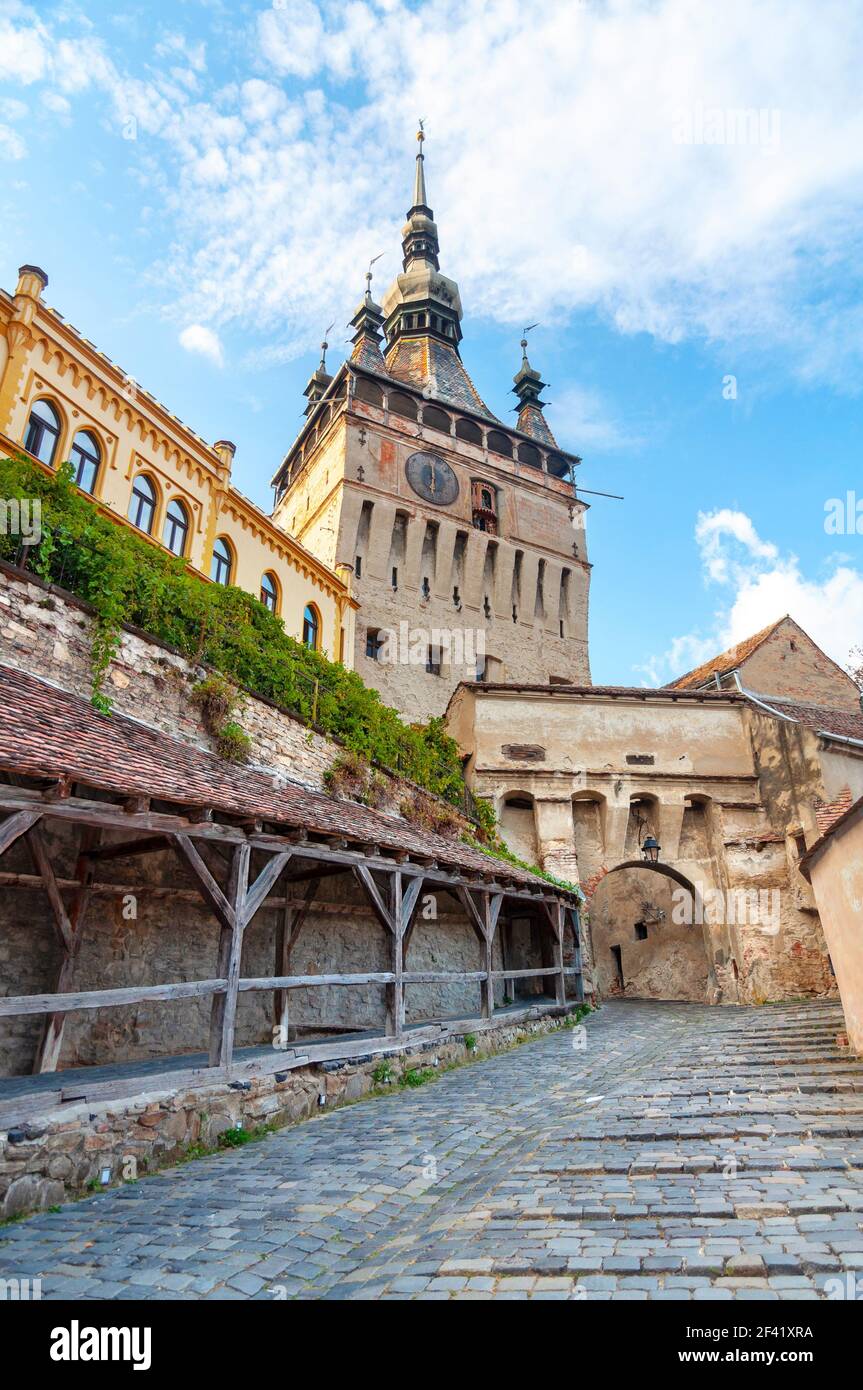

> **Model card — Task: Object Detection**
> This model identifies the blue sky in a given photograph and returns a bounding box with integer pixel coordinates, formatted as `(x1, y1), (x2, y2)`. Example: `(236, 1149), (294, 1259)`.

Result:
(2, 0), (862, 685)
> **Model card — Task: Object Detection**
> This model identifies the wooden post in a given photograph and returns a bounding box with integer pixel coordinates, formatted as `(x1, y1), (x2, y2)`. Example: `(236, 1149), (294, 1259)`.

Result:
(386, 872), (404, 1037)
(32, 826), (100, 1074)
(553, 901), (567, 1006)
(456, 887), (503, 1020)
(274, 878), (318, 1046)
(485, 894), (503, 1018)
(210, 842), (250, 1070)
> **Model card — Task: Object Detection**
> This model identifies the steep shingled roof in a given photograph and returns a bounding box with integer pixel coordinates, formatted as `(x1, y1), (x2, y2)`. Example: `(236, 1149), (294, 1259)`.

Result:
(0, 664), (565, 894)
(667, 618), (786, 690)
(385, 336), (499, 421)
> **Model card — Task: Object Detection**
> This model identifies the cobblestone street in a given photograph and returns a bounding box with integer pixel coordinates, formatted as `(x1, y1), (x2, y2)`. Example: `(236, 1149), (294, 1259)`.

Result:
(2, 999), (862, 1301)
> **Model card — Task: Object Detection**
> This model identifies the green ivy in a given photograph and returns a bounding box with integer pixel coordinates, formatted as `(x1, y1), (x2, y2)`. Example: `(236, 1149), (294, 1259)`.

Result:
(0, 454), (469, 805)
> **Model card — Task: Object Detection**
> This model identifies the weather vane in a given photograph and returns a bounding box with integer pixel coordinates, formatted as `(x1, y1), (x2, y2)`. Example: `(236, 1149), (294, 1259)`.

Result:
(365, 251), (385, 298)
(319, 322), (334, 371)
(521, 322), (539, 355)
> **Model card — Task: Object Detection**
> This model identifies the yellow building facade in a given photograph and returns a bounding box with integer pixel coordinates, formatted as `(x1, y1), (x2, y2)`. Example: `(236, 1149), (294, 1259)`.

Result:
(0, 265), (356, 664)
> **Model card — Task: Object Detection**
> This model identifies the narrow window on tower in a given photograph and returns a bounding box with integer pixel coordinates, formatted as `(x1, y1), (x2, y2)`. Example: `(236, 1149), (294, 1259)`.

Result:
(354, 499), (373, 580)
(451, 530), (467, 608)
(421, 520), (439, 586)
(534, 558), (546, 619)
(511, 549), (523, 623)
(388, 510), (408, 593)
(559, 568), (572, 639)
(426, 644), (442, 676)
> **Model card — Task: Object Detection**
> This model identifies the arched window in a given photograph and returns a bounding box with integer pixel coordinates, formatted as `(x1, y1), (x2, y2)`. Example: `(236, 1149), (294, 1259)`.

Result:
(455, 417), (482, 446)
(24, 399), (61, 466)
(517, 441), (541, 469)
(210, 536), (233, 586)
(162, 498), (190, 557)
(488, 430), (513, 458)
(69, 430), (100, 494)
(128, 473), (157, 534)
(302, 603), (320, 649)
(388, 392), (417, 421)
(422, 405), (450, 434)
(260, 571), (279, 613)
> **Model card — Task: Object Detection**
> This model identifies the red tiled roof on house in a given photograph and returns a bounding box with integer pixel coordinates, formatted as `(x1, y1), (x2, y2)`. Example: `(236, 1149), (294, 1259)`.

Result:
(755, 696), (863, 743)
(667, 618), (785, 690)
(0, 664), (565, 894)
(814, 786), (855, 836)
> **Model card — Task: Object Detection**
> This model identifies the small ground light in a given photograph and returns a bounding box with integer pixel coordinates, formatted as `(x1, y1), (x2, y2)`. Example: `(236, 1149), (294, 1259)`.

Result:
(641, 835), (661, 864)
(100, 1166), (111, 1185)
(318, 1092), (326, 1106)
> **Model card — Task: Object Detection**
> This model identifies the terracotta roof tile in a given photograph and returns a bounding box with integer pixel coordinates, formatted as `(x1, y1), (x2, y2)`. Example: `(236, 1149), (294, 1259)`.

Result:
(755, 695), (863, 742)
(516, 402), (558, 447)
(668, 619), (786, 689)
(814, 786), (855, 836)
(0, 664), (565, 893)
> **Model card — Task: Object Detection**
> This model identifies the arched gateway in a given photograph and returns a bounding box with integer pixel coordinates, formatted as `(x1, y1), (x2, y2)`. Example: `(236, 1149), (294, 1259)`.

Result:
(587, 860), (722, 1004)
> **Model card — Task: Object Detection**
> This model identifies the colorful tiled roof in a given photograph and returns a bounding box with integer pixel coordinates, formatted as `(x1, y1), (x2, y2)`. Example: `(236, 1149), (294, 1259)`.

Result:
(0, 664), (562, 893)
(516, 401), (558, 447)
(385, 336), (499, 421)
(350, 333), (386, 372)
(814, 786), (855, 836)
(667, 619), (786, 689)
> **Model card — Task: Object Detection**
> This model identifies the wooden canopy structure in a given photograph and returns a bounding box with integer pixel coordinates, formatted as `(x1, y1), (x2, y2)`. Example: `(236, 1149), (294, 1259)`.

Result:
(0, 665), (583, 1092)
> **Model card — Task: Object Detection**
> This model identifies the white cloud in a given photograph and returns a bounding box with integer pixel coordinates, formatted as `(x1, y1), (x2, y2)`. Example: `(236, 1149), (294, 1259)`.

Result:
(549, 384), (640, 453)
(179, 323), (224, 366)
(0, 122), (27, 160)
(641, 508), (863, 683)
(2, 0), (863, 385)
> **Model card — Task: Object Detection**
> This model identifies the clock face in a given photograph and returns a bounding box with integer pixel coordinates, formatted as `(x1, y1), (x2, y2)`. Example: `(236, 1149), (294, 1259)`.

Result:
(405, 451), (459, 506)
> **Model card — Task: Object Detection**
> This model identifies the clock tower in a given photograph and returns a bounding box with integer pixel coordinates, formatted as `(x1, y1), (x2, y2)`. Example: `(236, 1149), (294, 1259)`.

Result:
(271, 131), (592, 720)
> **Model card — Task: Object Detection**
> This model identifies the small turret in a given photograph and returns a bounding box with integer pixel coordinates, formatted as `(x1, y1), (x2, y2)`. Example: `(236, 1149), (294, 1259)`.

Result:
(303, 330), (334, 416)
(512, 330), (557, 447)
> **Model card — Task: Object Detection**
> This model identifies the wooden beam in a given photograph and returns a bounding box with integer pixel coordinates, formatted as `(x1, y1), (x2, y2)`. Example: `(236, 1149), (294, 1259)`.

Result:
(491, 966), (561, 979)
(33, 826), (101, 1074)
(0, 786), (580, 907)
(274, 878), (319, 1042)
(242, 972), (396, 992)
(209, 842), (250, 1069)
(455, 884), (487, 944)
(353, 863), (397, 934)
(87, 835), (171, 863)
(0, 978), (227, 1018)
(0, 809), (42, 858)
(171, 832), (235, 931)
(25, 824), (74, 952)
(387, 871), (404, 1037)
(242, 850), (293, 927)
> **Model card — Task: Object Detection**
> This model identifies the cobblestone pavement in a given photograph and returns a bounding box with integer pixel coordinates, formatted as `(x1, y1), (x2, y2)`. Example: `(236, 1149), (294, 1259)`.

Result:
(2, 999), (862, 1301)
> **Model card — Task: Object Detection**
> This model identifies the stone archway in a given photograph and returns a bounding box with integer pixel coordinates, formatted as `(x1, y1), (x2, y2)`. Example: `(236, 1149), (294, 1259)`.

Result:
(588, 861), (718, 1003)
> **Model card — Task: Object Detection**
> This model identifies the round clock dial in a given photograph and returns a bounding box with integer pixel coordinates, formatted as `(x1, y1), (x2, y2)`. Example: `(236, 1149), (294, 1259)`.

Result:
(405, 451), (459, 506)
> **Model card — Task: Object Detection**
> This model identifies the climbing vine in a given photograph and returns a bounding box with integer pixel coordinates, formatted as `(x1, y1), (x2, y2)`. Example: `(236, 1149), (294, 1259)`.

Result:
(0, 455), (469, 801)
